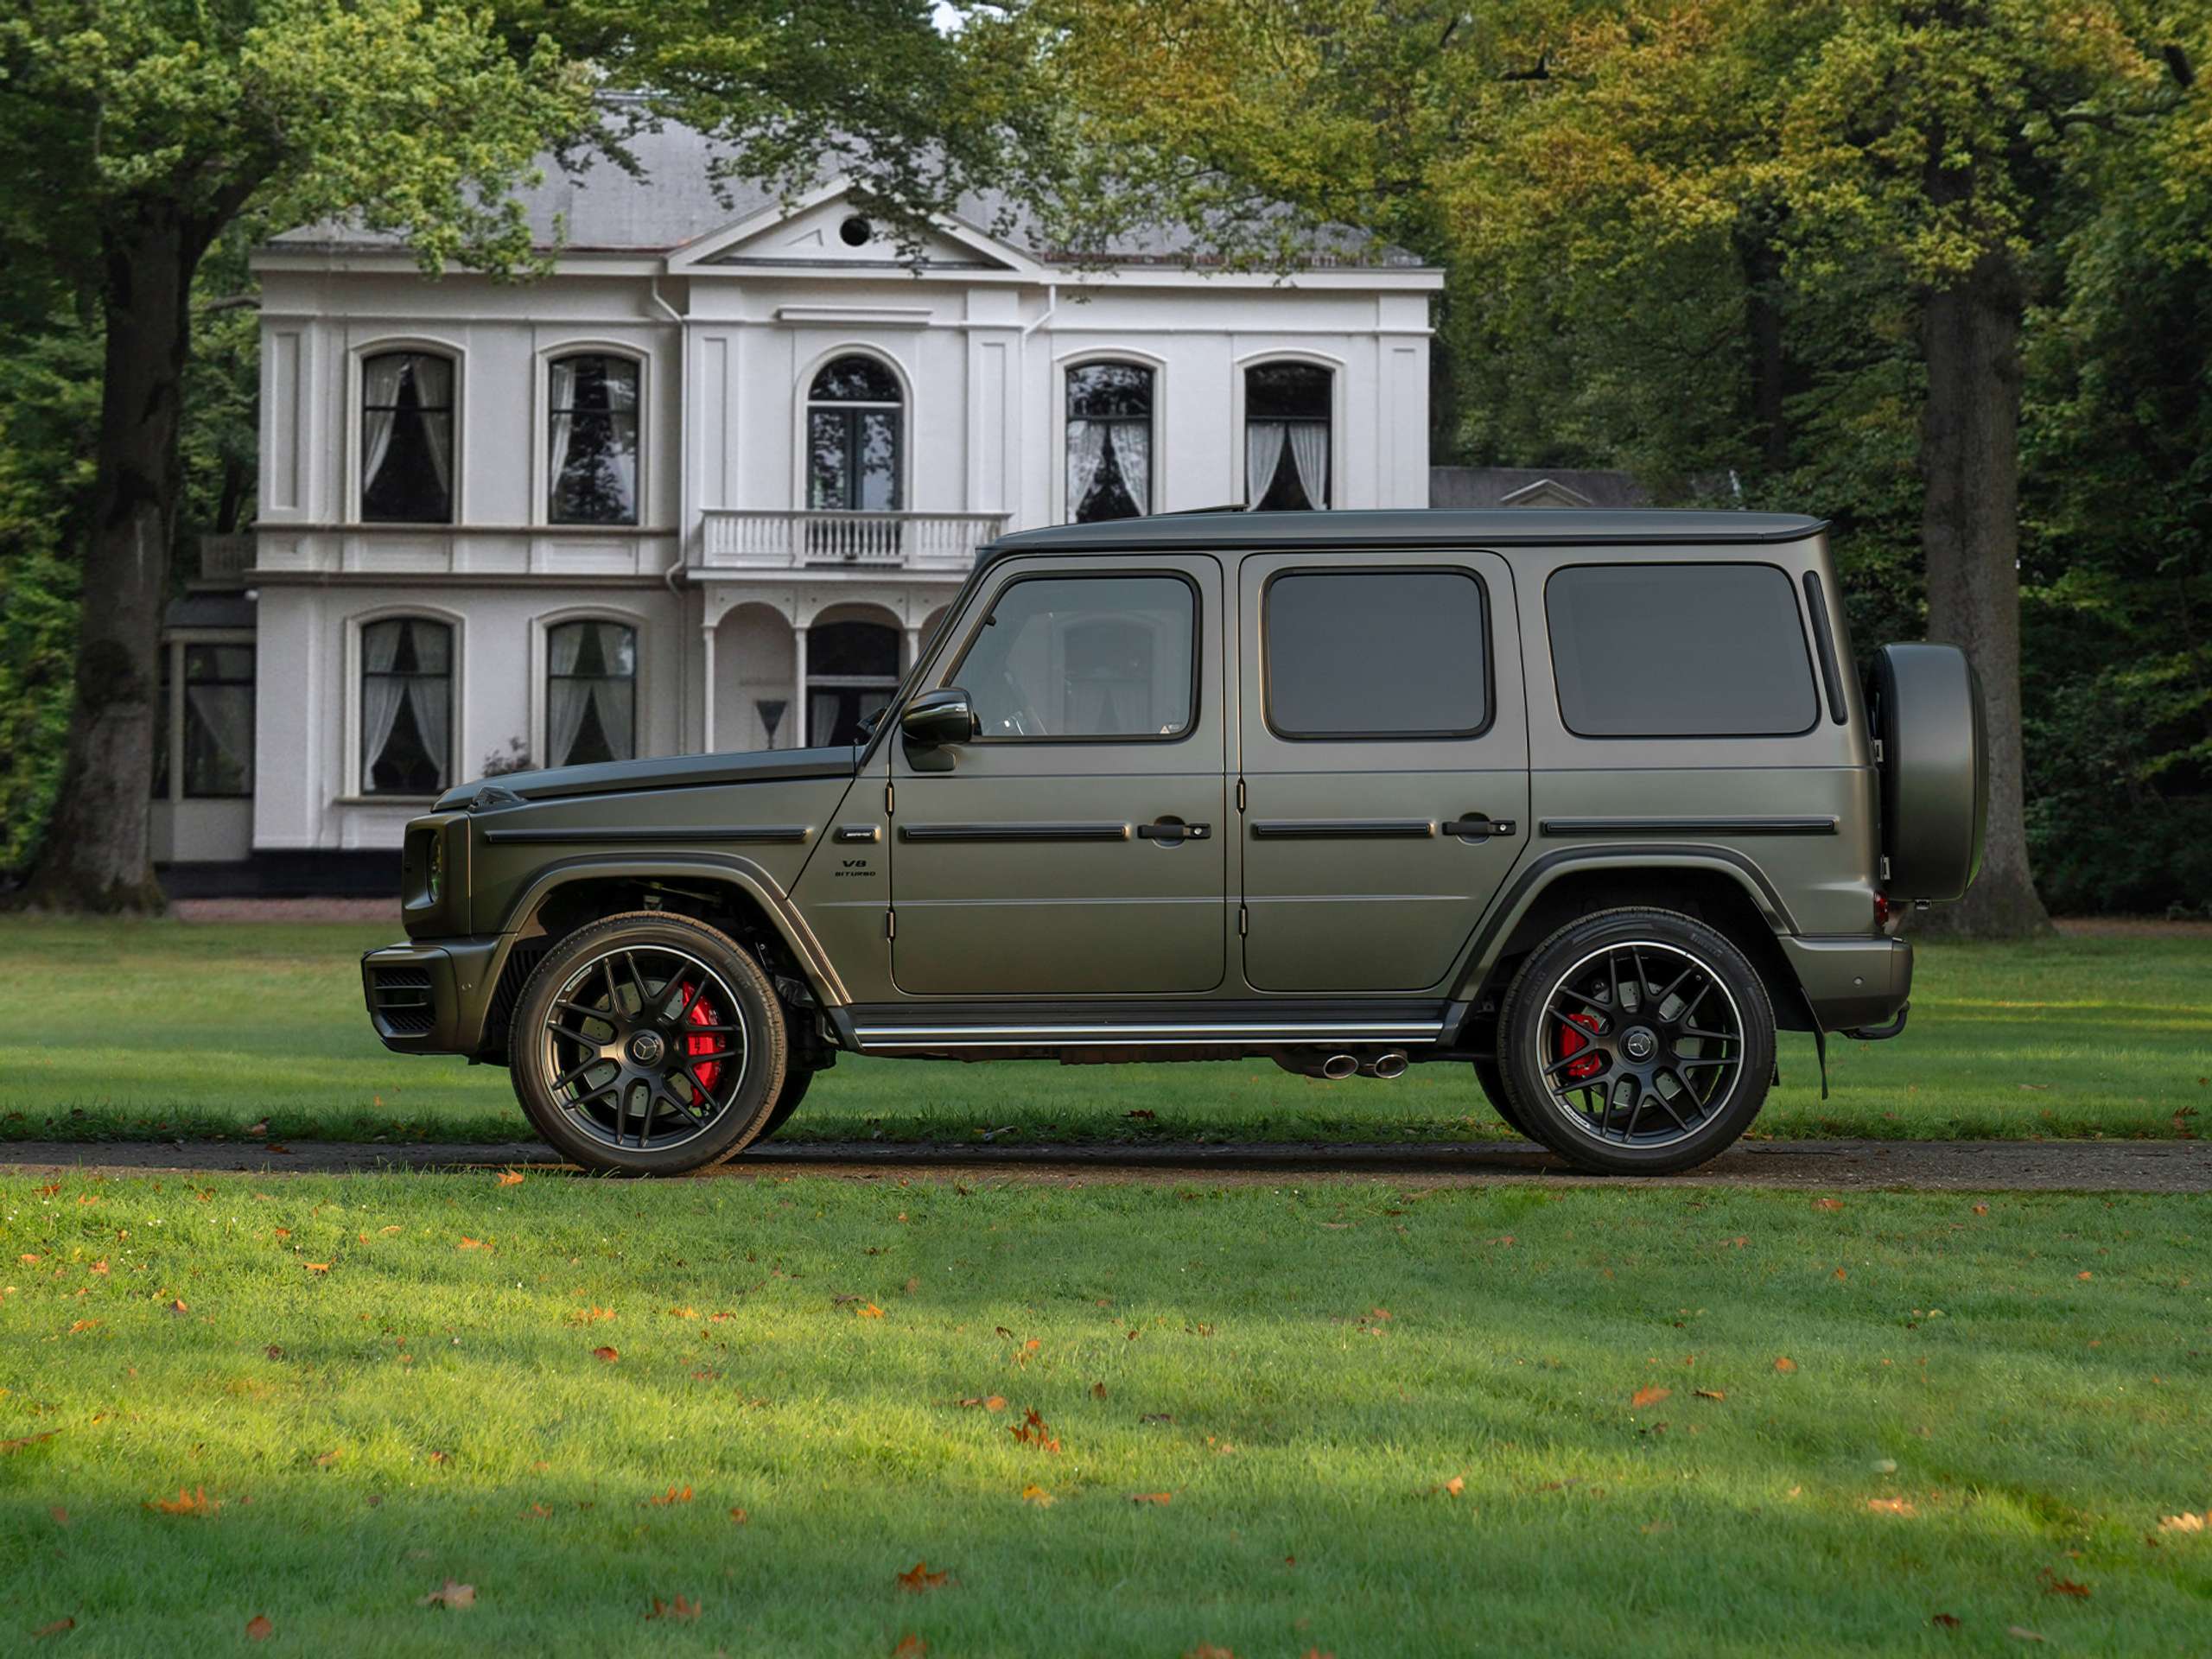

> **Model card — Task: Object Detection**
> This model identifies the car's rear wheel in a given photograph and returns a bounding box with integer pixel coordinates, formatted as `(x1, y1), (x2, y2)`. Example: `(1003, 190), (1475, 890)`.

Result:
(747, 1065), (814, 1146)
(1471, 1054), (1540, 1139)
(1497, 908), (1773, 1175)
(508, 912), (787, 1176)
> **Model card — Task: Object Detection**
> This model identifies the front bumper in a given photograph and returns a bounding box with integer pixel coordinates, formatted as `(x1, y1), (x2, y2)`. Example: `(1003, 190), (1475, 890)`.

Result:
(362, 937), (505, 1055)
(1779, 934), (1913, 1033)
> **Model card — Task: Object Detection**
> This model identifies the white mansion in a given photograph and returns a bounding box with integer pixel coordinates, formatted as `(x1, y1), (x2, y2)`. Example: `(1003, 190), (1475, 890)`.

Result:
(153, 123), (1444, 882)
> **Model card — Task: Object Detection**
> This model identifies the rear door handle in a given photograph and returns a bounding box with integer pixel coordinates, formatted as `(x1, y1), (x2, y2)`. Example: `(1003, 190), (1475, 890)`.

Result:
(1443, 816), (1516, 840)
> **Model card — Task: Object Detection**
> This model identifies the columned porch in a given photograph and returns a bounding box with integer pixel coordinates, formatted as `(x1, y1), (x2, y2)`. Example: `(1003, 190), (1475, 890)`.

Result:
(701, 581), (957, 753)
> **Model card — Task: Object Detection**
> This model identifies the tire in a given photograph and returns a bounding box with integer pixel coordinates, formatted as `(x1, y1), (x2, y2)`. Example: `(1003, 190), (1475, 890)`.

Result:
(749, 1065), (814, 1145)
(1868, 642), (1987, 903)
(1471, 1054), (1540, 1139)
(1497, 907), (1775, 1175)
(507, 911), (787, 1176)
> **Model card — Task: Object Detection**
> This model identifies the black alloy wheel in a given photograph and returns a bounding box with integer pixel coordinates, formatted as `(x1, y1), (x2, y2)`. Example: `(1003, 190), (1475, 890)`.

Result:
(1497, 908), (1775, 1174)
(510, 912), (787, 1175)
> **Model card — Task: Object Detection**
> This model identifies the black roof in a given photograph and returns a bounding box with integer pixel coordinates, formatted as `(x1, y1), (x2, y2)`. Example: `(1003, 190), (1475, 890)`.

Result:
(987, 508), (1827, 560)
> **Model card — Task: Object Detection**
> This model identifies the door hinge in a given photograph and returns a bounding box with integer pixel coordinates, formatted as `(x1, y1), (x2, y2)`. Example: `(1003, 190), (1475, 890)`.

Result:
(1237, 904), (1249, 936)
(885, 781), (896, 816)
(885, 908), (896, 939)
(1235, 779), (1247, 812)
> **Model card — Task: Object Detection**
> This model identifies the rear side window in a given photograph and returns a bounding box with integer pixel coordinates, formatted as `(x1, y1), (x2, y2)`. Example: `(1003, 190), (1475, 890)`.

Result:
(1546, 563), (1818, 737)
(1264, 569), (1489, 739)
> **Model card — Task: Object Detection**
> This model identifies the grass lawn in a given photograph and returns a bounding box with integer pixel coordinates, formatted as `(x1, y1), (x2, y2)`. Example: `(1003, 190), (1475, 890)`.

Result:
(3, 1173), (2209, 1654)
(0, 918), (2206, 1147)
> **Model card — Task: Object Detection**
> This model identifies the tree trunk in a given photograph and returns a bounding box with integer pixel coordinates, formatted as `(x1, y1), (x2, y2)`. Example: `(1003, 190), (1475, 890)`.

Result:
(22, 204), (204, 912)
(1736, 226), (1790, 476)
(1916, 248), (2053, 938)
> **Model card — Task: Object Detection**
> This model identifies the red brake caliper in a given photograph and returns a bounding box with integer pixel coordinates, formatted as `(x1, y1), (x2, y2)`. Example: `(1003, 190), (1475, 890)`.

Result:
(678, 982), (721, 1093)
(1557, 1009), (1605, 1081)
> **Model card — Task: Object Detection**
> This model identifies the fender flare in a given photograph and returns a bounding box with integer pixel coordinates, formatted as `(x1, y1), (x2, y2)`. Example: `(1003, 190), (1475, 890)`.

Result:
(490, 852), (852, 1008)
(1452, 843), (1798, 1001)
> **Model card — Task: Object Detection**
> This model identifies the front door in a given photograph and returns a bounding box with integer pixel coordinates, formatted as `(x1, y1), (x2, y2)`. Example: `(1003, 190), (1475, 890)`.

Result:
(889, 557), (1229, 996)
(1237, 550), (1529, 992)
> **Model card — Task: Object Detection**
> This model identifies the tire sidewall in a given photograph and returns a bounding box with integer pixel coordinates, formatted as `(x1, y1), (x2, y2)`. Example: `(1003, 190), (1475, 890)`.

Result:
(1499, 909), (1774, 1174)
(509, 912), (787, 1175)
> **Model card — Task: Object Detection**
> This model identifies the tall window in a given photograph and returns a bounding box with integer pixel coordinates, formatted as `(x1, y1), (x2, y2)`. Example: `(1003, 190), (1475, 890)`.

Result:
(181, 645), (255, 796)
(806, 356), (902, 512)
(549, 354), (639, 525)
(807, 620), (902, 747)
(360, 352), (454, 523)
(1066, 362), (1153, 522)
(1245, 362), (1332, 511)
(360, 618), (452, 795)
(546, 620), (637, 768)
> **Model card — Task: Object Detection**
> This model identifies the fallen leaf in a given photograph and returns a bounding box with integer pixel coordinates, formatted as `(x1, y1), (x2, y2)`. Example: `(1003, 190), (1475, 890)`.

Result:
(2, 1432), (60, 1455)
(1931, 1612), (1960, 1628)
(2007, 1626), (2047, 1643)
(49, 1506), (68, 1527)
(1693, 1389), (1727, 1402)
(1130, 1491), (1173, 1505)
(1813, 1198), (1845, 1211)
(522, 1503), (552, 1519)
(646, 1485), (693, 1507)
(1186, 1645), (1236, 1658)
(1773, 1357), (1797, 1373)
(380, 1225), (402, 1235)
(1866, 1497), (1917, 1516)
(668, 1306), (696, 1319)
(1020, 1484), (1055, 1506)
(458, 1237), (491, 1251)
(893, 1635), (927, 1656)
(67, 1319), (100, 1334)
(569, 1306), (614, 1325)
(728, 1507), (749, 1526)
(896, 1560), (949, 1593)
(2039, 1570), (2091, 1599)
(1973, 1204), (1989, 1216)
(592, 1346), (619, 1363)
(1441, 1476), (1465, 1497)
(265, 1344), (284, 1360)
(304, 1263), (330, 1274)
(149, 1486), (219, 1516)
(1091, 1382), (1108, 1399)
(645, 1595), (701, 1621)
(168, 1299), (188, 1314)
(314, 1449), (342, 1467)
(2157, 1511), (2207, 1532)
(246, 1614), (275, 1640)
(858, 1303), (885, 1319)
(419, 1580), (475, 1610)
(30, 1618), (73, 1639)
(1010, 1408), (1060, 1452)
(1631, 1386), (1672, 1410)
(497, 1171), (525, 1186)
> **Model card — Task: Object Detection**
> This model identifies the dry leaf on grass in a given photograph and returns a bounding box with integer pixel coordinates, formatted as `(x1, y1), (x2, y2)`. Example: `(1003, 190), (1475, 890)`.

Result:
(458, 1237), (492, 1252)
(304, 1263), (330, 1274)
(31, 1618), (74, 1639)
(858, 1303), (886, 1319)
(1813, 1198), (1845, 1211)
(2039, 1570), (2091, 1599)
(896, 1560), (949, 1593)
(2007, 1627), (2048, 1643)
(246, 1614), (274, 1640)
(1186, 1645), (1237, 1658)
(1130, 1491), (1173, 1505)
(1010, 1408), (1060, 1452)
(591, 1346), (619, 1363)
(2, 1431), (60, 1456)
(418, 1580), (475, 1611)
(893, 1635), (927, 1656)
(1630, 1386), (1671, 1410)
(645, 1596), (701, 1621)
(1020, 1484), (1055, 1506)
(645, 1485), (693, 1507)
(1773, 1357), (1798, 1373)
(497, 1171), (525, 1186)
(1866, 1497), (1917, 1516)
(1931, 1612), (1960, 1628)
(2158, 1511), (2207, 1532)
(728, 1507), (749, 1525)
(1693, 1389), (1726, 1402)
(148, 1486), (219, 1516)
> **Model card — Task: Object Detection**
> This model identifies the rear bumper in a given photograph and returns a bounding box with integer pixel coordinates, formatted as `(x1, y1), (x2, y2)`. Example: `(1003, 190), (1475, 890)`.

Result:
(362, 938), (504, 1055)
(1779, 934), (1913, 1032)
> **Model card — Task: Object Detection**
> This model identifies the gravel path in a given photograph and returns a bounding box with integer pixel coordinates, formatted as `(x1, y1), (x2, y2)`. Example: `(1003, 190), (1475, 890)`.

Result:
(3, 1138), (2209, 1192)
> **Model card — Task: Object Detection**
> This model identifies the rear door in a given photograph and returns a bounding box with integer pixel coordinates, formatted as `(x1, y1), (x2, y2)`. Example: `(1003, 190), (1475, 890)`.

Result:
(1236, 550), (1529, 992)
(888, 556), (1229, 996)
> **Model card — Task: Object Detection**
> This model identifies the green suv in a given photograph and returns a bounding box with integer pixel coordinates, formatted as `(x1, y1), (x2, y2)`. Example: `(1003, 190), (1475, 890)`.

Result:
(364, 510), (1983, 1176)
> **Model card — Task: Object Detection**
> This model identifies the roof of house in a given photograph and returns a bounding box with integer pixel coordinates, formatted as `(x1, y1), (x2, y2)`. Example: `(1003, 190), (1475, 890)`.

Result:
(1428, 467), (1656, 511)
(269, 114), (1433, 271)
(988, 508), (1826, 559)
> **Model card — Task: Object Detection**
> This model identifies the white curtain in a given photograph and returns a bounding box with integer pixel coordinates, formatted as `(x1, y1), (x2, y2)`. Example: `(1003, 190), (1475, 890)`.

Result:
(1116, 423), (1151, 514)
(1246, 421), (1287, 508)
(1287, 423), (1330, 510)
(1065, 419), (1110, 520)
(359, 620), (406, 792)
(547, 357), (576, 510)
(412, 670), (450, 787)
(360, 356), (408, 502)
(184, 683), (253, 791)
(413, 355), (454, 499)
(545, 622), (590, 768)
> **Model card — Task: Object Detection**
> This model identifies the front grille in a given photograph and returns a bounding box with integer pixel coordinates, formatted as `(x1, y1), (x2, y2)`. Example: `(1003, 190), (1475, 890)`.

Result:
(368, 963), (437, 1039)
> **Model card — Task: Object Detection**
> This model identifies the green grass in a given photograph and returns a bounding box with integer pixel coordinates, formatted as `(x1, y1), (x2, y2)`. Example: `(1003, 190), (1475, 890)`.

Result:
(1, 918), (2207, 1145)
(3, 1173), (2209, 1654)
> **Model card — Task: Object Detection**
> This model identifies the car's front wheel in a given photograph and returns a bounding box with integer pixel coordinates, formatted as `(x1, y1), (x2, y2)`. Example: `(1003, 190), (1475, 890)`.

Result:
(1497, 908), (1774, 1175)
(509, 912), (787, 1175)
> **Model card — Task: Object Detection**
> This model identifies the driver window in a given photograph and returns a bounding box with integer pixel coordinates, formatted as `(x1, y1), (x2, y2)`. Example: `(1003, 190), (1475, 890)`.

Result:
(953, 574), (1196, 740)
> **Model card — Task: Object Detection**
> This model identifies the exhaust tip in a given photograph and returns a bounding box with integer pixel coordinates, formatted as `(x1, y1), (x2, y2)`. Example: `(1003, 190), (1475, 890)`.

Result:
(1370, 1051), (1408, 1080)
(1320, 1052), (1360, 1081)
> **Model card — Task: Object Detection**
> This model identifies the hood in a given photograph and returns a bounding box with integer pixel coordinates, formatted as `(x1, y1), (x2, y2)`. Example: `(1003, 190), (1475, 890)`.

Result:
(434, 745), (861, 811)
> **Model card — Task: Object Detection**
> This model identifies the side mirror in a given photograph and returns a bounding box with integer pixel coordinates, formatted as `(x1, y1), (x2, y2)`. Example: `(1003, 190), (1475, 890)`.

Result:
(900, 687), (979, 747)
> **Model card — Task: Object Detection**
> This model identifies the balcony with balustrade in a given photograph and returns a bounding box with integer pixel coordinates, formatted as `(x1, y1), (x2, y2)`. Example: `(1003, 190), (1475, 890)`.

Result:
(695, 509), (1006, 575)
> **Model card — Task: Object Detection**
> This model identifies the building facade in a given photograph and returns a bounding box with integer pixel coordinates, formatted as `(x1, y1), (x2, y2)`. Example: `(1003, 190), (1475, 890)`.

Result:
(154, 125), (1443, 883)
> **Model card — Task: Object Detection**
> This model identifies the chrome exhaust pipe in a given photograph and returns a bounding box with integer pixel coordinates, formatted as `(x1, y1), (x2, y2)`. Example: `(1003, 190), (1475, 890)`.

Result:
(1368, 1051), (1408, 1080)
(1320, 1052), (1360, 1081)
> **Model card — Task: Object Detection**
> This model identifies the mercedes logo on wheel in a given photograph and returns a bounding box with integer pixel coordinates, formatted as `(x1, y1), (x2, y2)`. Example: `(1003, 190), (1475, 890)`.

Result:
(627, 1030), (666, 1066)
(1622, 1027), (1657, 1061)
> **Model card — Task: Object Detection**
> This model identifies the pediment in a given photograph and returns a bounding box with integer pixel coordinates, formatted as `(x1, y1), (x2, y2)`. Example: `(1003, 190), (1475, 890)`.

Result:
(669, 182), (1035, 275)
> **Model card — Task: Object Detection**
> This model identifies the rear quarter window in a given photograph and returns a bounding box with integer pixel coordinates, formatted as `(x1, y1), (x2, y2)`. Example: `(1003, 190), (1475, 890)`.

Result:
(1545, 563), (1818, 738)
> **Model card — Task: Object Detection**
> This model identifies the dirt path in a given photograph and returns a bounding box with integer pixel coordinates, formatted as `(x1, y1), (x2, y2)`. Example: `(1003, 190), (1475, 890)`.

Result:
(4, 1138), (2209, 1192)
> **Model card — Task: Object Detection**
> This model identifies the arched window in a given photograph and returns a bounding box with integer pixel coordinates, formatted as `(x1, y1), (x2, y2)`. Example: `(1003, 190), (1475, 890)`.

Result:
(807, 619), (902, 747)
(546, 620), (637, 768)
(361, 352), (454, 523)
(360, 618), (452, 794)
(1244, 362), (1332, 511)
(1066, 362), (1153, 522)
(806, 356), (902, 512)
(549, 354), (639, 525)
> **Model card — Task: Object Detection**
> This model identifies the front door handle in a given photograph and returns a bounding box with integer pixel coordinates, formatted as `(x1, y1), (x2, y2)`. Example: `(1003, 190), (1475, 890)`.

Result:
(1136, 818), (1211, 842)
(1443, 815), (1516, 841)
